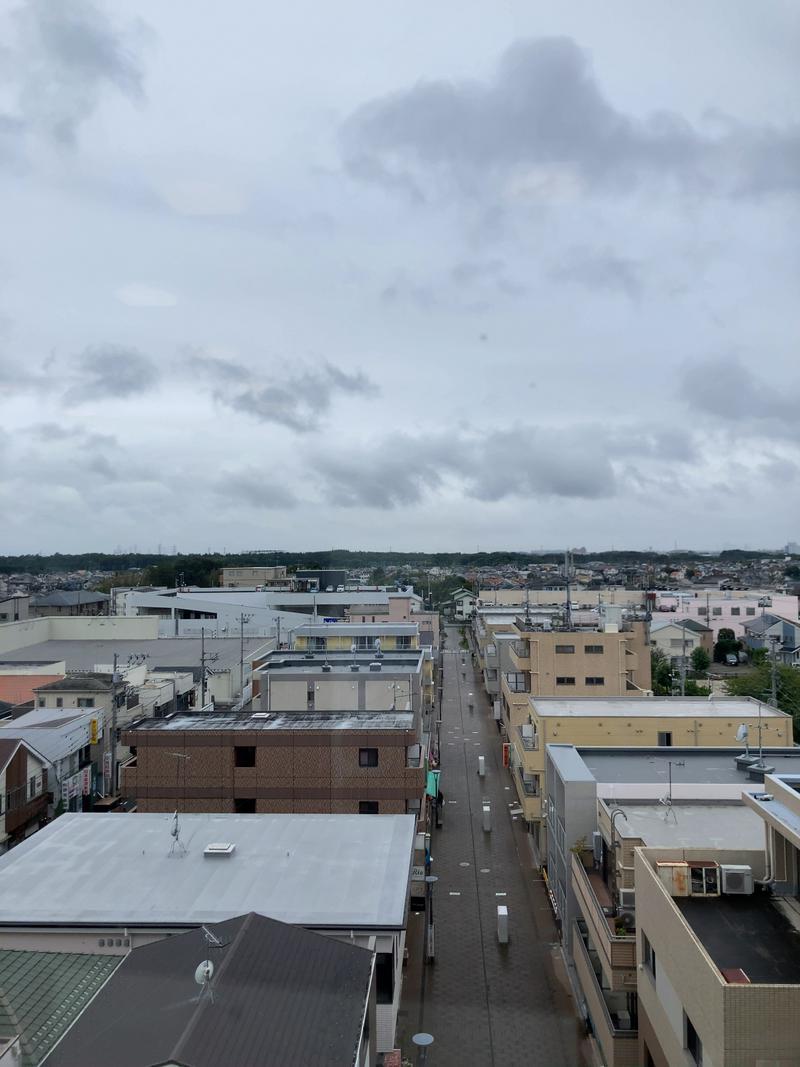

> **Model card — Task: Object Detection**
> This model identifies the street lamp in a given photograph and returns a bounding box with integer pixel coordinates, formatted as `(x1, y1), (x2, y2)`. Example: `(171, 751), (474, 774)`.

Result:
(424, 875), (438, 964)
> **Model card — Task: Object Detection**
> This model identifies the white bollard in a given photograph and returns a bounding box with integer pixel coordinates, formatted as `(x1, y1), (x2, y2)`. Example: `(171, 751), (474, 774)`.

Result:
(468, 692), (474, 708)
(497, 905), (509, 944)
(482, 802), (492, 832)
(478, 755), (485, 777)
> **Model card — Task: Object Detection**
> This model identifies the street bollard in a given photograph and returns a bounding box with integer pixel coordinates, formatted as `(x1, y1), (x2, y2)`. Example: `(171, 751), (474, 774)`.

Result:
(497, 905), (509, 944)
(478, 754), (485, 777)
(482, 802), (491, 832)
(468, 692), (474, 709)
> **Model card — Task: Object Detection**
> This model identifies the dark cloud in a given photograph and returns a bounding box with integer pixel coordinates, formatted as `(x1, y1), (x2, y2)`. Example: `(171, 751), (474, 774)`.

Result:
(214, 468), (298, 509)
(679, 356), (799, 431)
(342, 37), (800, 200)
(549, 248), (643, 301)
(65, 344), (160, 403)
(5, 0), (148, 148)
(218, 360), (379, 433)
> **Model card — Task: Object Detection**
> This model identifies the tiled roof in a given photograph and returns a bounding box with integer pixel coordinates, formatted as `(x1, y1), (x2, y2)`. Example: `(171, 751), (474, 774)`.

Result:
(0, 949), (120, 1067)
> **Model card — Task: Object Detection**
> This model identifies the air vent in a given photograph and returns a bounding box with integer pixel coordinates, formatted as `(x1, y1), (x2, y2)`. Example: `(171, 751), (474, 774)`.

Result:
(369, 661), (382, 672)
(350, 664), (360, 672)
(321, 664), (332, 672)
(204, 842), (236, 857)
(251, 712), (271, 719)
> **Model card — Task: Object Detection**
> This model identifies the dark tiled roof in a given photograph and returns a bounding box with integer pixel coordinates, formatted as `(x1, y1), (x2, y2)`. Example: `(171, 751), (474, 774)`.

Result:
(33, 675), (111, 693)
(45, 913), (372, 1067)
(31, 591), (109, 608)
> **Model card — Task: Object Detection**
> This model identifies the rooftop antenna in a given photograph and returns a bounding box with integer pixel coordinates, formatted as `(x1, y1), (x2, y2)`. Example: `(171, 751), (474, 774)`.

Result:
(374, 637), (383, 659)
(169, 809), (187, 857)
(194, 959), (215, 1003)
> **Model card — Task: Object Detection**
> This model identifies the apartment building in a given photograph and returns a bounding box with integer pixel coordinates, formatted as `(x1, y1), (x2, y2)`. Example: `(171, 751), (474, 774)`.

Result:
(121, 709), (425, 816)
(500, 615), (652, 732)
(292, 622), (420, 653)
(635, 770), (800, 1067)
(221, 565), (288, 587)
(654, 591), (799, 638)
(546, 744), (800, 1067)
(508, 697), (792, 855)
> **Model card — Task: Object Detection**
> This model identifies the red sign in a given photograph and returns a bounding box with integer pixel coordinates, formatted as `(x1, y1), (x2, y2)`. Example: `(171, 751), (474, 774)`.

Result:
(502, 743), (511, 768)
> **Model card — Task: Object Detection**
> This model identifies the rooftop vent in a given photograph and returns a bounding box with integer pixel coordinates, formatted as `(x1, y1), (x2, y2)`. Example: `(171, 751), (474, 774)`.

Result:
(251, 713), (271, 720)
(322, 664), (332, 672)
(350, 664), (360, 672)
(203, 842), (236, 857)
(369, 661), (382, 672)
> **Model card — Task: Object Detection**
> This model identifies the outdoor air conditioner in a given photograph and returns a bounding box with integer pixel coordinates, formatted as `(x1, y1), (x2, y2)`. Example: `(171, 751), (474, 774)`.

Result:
(619, 888), (636, 910)
(521, 724), (534, 740)
(592, 831), (603, 863)
(656, 861), (689, 897)
(721, 865), (754, 895)
(615, 1010), (632, 1031)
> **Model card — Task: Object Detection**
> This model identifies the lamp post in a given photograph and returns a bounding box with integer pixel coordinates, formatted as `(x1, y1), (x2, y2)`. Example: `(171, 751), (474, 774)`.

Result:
(424, 875), (438, 964)
(412, 1033), (434, 1066)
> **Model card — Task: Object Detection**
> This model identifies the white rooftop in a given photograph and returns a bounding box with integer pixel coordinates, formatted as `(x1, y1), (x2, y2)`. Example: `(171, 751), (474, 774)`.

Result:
(531, 697), (786, 719)
(607, 801), (764, 849)
(0, 813), (415, 929)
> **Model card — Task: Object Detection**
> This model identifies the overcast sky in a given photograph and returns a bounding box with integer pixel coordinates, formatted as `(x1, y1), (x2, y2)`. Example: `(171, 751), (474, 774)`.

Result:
(1, 1), (798, 554)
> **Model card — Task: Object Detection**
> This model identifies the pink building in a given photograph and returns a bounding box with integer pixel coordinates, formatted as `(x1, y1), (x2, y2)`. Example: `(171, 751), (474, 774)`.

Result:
(654, 592), (799, 638)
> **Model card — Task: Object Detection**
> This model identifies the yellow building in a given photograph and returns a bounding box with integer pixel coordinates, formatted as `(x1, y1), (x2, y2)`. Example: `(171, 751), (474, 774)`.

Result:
(292, 622), (420, 653)
(509, 696), (793, 854)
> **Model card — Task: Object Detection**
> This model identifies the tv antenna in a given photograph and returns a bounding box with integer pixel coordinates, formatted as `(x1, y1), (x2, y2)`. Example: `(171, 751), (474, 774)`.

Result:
(169, 809), (187, 857)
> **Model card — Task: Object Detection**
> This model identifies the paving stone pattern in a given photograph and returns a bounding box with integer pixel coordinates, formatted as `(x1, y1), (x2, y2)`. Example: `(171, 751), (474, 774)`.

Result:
(398, 628), (591, 1067)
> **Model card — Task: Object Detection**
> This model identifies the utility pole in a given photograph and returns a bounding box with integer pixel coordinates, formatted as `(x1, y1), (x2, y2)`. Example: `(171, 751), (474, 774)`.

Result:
(769, 634), (780, 708)
(109, 652), (119, 796)
(680, 623), (687, 697)
(201, 626), (207, 709)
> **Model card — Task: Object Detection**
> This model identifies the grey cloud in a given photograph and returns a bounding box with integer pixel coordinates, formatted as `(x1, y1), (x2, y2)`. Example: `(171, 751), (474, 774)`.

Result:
(65, 344), (160, 403)
(342, 37), (799, 199)
(679, 356), (799, 430)
(6, 0), (148, 147)
(214, 469), (298, 509)
(218, 360), (379, 433)
(183, 349), (248, 382)
(312, 426), (617, 509)
(549, 248), (643, 301)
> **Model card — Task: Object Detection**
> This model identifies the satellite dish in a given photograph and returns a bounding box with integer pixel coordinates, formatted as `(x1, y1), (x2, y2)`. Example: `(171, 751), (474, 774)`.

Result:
(736, 724), (749, 743)
(374, 638), (381, 652)
(194, 960), (214, 986)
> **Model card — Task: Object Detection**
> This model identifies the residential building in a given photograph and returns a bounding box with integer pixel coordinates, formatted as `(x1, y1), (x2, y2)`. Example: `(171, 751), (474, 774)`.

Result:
(0, 665), (66, 712)
(0, 595), (29, 623)
(0, 738), (48, 852)
(121, 709), (425, 816)
(654, 591), (799, 638)
(450, 589), (476, 620)
(546, 744), (800, 1067)
(0, 812), (415, 1056)
(508, 697), (792, 854)
(0, 707), (103, 814)
(741, 611), (800, 664)
(292, 622), (420, 653)
(221, 565), (289, 587)
(45, 913), (376, 1067)
(30, 591), (109, 617)
(33, 673), (111, 712)
(634, 769), (800, 1067)
(649, 619), (713, 664)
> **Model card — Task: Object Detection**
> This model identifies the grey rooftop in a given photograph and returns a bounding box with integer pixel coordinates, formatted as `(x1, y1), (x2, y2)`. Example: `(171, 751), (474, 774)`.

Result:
(531, 696), (785, 719)
(0, 812), (415, 929)
(128, 710), (416, 732)
(0, 636), (270, 674)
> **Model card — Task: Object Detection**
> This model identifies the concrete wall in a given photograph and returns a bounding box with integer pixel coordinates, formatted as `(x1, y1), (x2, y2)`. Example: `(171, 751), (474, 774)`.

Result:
(0, 616), (159, 656)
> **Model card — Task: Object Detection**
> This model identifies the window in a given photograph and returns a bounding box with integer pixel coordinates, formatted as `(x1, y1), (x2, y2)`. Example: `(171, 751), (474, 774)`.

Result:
(307, 682), (315, 709)
(56, 697), (63, 708)
(359, 800), (379, 814)
(746, 607), (756, 616)
(669, 638), (684, 648)
(234, 745), (256, 767)
(29, 776), (37, 799)
(375, 950), (394, 1003)
(555, 644), (575, 654)
(698, 607), (707, 616)
(585, 677), (604, 686)
(584, 644), (603, 654)
(556, 676), (575, 686)
(685, 1012), (702, 1066)
(396, 635), (412, 649)
(38, 698), (45, 707)
(359, 747), (379, 767)
(234, 797), (256, 813)
(657, 731), (673, 746)
(77, 697), (94, 708)
(712, 607), (722, 616)
(642, 932), (656, 979)
(731, 607), (740, 616)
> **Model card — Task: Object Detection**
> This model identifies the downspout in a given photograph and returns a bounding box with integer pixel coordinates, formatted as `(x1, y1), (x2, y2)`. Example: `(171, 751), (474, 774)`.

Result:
(756, 823), (775, 887)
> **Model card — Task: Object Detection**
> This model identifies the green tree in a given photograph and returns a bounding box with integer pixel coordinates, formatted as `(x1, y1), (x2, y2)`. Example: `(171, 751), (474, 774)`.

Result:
(651, 649), (673, 695)
(725, 664), (800, 740)
(691, 646), (711, 673)
(684, 679), (710, 696)
(714, 627), (741, 663)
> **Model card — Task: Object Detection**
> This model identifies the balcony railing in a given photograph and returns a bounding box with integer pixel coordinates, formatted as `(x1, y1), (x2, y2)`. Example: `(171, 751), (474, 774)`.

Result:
(571, 854), (637, 981)
(572, 922), (639, 1067)
(511, 641), (530, 660)
(504, 673), (531, 693)
(515, 768), (538, 797)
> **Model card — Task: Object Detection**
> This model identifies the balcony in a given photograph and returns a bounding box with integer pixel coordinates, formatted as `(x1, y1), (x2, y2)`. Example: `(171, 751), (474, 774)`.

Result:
(571, 854), (637, 987)
(4, 791), (48, 837)
(511, 769), (541, 821)
(510, 641), (530, 667)
(503, 672), (530, 694)
(572, 922), (639, 1067)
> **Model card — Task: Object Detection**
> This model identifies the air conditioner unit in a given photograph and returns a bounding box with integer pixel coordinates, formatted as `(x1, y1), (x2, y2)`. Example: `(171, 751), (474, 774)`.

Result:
(656, 861), (689, 897)
(615, 1010), (632, 1031)
(521, 723), (533, 740)
(619, 888), (636, 910)
(592, 831), (603, 863)
(721, 865), (754, 895)
(689, 863), (720, 897)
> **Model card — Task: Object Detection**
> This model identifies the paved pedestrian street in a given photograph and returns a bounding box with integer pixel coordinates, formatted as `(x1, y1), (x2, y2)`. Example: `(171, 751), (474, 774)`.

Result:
(397, 628), (592, 1066)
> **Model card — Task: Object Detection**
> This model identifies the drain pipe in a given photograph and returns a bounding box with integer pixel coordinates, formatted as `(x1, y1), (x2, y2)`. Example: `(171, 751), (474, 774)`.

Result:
(756, 823), (775, 887)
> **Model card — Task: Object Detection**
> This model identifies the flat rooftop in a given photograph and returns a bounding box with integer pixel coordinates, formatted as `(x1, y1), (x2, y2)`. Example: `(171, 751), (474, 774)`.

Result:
(532, 697), (783, 719)
(610, 801), (764, 849)
(676, 895), (800, 984)
(578, 747), (800, 786)
(0, 813), (415, 929)
(128, 711), (415, 732)
(0, 637), (269, 674)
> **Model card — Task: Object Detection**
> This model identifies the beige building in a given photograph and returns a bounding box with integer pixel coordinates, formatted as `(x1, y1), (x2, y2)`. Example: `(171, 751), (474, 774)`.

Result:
(221, 566), (288, 587)
(649, 619), (713, 664)
(635, 770), (800, 1067)
(509, 697), (792, 853)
